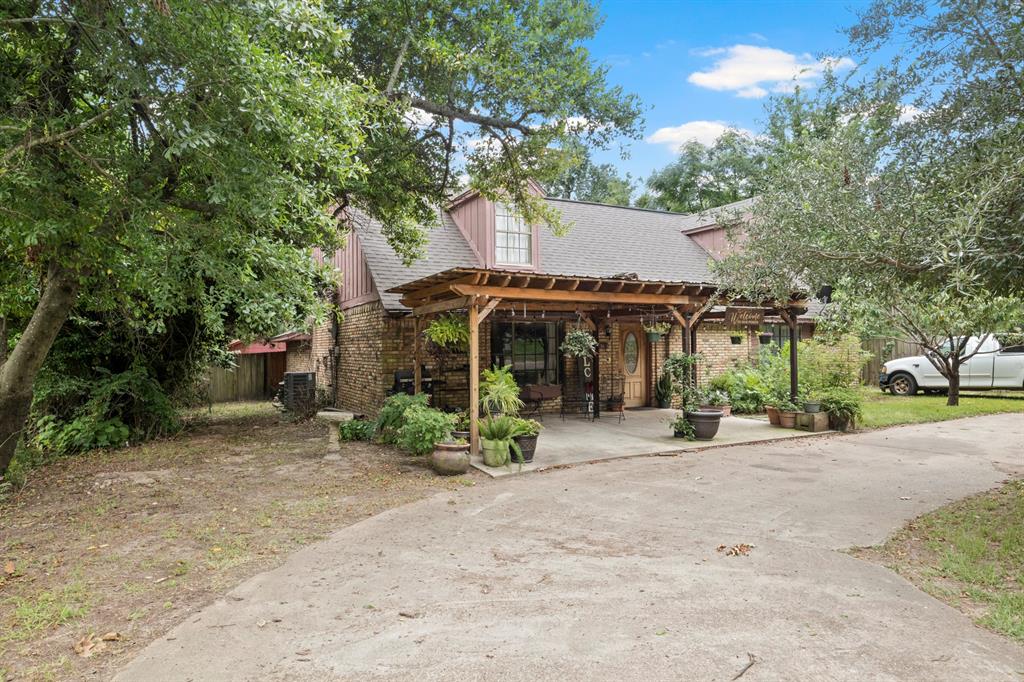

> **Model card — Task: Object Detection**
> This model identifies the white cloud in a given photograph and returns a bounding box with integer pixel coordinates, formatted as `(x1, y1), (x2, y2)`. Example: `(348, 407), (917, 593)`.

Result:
(404, 107), (436, 128)
(688, 44), (855, 98)
(898, 105), (924, 124)
(646, 120), (752, 151)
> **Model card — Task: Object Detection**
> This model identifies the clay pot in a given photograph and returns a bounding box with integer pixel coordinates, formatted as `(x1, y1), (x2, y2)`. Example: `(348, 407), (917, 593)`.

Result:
(765, 406), (781, 425)
(431, 442), (470, 475)
(778, 411), (797, 428)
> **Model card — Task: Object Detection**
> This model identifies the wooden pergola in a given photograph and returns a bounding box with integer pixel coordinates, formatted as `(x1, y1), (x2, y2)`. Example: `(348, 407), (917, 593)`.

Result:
(388, 268), (806, 455)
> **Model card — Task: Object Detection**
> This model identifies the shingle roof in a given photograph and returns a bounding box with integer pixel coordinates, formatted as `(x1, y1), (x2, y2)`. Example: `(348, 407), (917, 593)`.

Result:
(348, 209), (478, 310)
(350, 197), (759, 311)
(537, 197), (714, 283)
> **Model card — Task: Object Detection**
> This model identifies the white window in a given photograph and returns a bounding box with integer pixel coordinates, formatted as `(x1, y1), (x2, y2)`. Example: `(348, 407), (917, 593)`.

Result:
(495, 202), (532, 265)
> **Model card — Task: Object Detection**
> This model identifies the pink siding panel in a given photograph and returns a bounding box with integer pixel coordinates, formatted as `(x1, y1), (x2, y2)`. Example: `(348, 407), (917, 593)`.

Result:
(687, 225), (746, 260)
(449, 186), (544, 271)
(322, 232), (379, 309)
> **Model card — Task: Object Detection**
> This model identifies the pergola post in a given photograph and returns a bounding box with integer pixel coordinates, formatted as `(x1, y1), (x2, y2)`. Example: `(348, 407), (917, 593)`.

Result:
(779, 308), (799, 403)
(468, 302), (480, 456)
(412, 316), (422, 395)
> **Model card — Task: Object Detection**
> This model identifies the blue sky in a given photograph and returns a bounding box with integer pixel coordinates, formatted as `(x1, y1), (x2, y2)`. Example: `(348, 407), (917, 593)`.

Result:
(585, 0), (875, 183)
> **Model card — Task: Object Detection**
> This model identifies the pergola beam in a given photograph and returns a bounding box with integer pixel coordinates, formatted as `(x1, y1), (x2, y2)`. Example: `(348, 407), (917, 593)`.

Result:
(451, 284), (693, 306)
(408, 295), (473, 317)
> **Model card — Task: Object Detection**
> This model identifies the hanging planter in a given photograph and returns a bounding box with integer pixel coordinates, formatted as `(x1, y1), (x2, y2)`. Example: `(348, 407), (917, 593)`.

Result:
(730, 334), (743, 345)
(643, 321), (670, 342)
(758, 331), (774, 345)
(559, 328), (597, 358)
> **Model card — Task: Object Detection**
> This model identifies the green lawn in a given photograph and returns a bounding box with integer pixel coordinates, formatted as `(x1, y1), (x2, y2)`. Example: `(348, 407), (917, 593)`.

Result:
(859, 387), (1024, 429)
(861, 481), (1024, 642)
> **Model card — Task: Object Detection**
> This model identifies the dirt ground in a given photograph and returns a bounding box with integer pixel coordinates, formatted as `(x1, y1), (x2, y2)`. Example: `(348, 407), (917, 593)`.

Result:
(0, 403), (482, 681)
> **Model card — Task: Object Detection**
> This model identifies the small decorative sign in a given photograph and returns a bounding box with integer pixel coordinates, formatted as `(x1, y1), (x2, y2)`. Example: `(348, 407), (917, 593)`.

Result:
(724, 307), (764, 327)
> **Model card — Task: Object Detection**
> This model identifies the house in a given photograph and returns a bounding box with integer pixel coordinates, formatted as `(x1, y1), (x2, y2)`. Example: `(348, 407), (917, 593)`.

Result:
(294, 184), (816, 427)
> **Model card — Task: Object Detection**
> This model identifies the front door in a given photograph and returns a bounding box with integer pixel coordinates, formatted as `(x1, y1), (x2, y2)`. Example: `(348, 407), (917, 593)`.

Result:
(620, 324), (647, 408)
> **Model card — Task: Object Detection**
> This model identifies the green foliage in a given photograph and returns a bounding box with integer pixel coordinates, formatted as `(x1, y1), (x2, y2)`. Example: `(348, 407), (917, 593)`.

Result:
(559, 329), (597, 358)
(375, 393), (429, 444)
(546, 140), (635, 206)
(708, 367), (765, 413)
(338, 419), (375, 442)
(663, 352), (704, 410)
(637, 130), (763, 212)
(478, 415), (526, 468)
(654, 370), (673, 404)
(643, 321), (670, 335)
(797, 334), (871, 398)
(670, 413), (695, 440)
(396, 405), (455, 456)
(512, 417), (543, 437)
(423, 314), (469, 352)
(480, 365), (524, 416)
(819, 386), (863, 425)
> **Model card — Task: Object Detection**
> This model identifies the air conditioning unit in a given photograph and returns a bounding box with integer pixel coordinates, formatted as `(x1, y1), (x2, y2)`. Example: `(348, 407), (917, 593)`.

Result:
(280, 372), (316, 412)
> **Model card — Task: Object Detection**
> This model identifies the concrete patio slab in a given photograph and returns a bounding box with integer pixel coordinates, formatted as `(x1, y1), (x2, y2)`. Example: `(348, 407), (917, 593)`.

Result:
(471, 408), (829, 477)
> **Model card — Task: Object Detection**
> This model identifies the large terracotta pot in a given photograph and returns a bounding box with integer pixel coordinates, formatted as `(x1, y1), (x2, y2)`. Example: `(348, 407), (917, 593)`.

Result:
(430, 442), (470, 475)
(765, 406), (781, 425)
(685, 410), (722, 441)
(778, 410), (797, 428)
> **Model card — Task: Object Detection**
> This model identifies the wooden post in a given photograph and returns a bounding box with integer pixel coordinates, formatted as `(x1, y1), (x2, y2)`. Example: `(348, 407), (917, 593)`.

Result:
(413, 316), (422, 395)
(469, 303), (480, 456)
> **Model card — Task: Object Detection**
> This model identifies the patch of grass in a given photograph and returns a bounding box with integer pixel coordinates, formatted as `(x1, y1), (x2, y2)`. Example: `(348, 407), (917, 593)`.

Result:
(2, 582), (91, 642)
(859, 387), (1024, 429)
(868, 481), (1024, 642)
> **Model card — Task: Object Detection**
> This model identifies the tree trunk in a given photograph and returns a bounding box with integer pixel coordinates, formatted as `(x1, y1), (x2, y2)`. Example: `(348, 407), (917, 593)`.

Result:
(0, 262), (79, 477)
(947, 369), (961, 406)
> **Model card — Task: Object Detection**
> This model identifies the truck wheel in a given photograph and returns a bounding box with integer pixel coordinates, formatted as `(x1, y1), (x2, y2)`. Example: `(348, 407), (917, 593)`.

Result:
(889, 373), (918, 396)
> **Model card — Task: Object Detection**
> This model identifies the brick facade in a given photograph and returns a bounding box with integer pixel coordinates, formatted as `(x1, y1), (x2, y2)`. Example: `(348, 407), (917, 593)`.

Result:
(284, 340), (313, 373)
(336, 301), (386, 416)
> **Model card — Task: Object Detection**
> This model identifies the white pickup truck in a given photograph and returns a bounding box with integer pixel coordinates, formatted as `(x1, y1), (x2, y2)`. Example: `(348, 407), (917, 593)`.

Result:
(879, 336), (1024, 395)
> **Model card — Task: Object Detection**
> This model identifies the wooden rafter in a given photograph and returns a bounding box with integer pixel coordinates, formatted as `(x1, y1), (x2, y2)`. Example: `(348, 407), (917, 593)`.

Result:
(451, 284), (694, 306)
(477, 297), (502, 324)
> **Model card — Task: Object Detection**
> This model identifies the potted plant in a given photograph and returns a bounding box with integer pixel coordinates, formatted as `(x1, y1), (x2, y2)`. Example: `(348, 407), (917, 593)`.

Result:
(700, 388), (732, 417)
(431, 438), (470, 475)
(670, 412), (695, 439)
(559, 328), (597, 358)
(820, 387), (863, 432)
(511, 418), (543, 463)
(480, 364), (524, 417)
(654, 369), (673, 409)
(730, 333), (743, 345)
(776, 399), (799, 428)
(451, 409), (470, 440)
(478, 415), (525, 468)
(643, 321), (670, 342)
(803, 396), (822, 413)
(758, 331), (773, 345)
(666, 352), (722, 440)
(764, 403), (781, 425)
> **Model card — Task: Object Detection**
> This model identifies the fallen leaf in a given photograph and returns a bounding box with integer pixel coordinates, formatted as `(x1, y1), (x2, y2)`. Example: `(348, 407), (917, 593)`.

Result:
(74, 633), (107, 657)
(100, 631), (122, 641)
(3, 560), (14, 575)
(717, 543), (755, 557)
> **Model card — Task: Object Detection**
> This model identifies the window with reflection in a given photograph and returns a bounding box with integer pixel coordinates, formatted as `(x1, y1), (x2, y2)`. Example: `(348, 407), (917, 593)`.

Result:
(491, 321), (560, 385)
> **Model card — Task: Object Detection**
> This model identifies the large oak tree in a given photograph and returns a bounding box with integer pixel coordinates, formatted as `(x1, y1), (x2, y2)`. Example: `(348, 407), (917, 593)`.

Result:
(0, 0), (640, 476)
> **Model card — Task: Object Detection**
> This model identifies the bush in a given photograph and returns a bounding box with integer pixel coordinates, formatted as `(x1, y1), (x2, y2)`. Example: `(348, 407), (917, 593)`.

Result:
(375, 393), (429, 444)
(396, 405), (455, 456)
(709, 366), (766, 413)
(819, 386), (863, 425)
(338, 419), (375, 442)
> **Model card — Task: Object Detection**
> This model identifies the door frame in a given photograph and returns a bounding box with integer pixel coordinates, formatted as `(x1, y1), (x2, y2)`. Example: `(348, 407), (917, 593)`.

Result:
(619, 323), (648, 408)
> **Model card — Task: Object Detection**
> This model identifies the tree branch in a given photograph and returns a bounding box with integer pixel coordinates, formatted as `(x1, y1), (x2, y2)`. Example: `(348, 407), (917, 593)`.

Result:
(1, 105), (120, 164)
(399, 95), (535, 135)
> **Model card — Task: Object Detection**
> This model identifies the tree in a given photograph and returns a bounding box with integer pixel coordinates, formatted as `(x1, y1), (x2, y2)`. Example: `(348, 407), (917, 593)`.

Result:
(0, 0), (641, 477)
(637, 129), (763, 213)
(545, 140), (634, 205)
(715, 2), (1024, 406)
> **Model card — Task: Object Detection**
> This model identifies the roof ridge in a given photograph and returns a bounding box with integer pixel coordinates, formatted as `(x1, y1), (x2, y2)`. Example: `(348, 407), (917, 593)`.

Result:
(544, 195), (758, 221)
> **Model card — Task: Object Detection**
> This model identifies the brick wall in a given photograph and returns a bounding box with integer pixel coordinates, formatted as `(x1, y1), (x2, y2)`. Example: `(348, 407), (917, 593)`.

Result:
(310, 319), (336, 403)
(285, 340), (313, 373)
(337, 301), (385, 416)
(695, 323), (759, 380)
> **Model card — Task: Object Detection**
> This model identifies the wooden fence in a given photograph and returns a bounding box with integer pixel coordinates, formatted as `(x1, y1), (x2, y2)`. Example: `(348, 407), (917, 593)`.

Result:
(860, 337), (925, 384)
(208, 353), (286, 402)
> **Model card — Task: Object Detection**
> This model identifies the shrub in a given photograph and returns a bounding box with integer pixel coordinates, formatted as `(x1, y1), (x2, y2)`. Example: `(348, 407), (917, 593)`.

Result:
(397, 405), (456, 456)
(820, 386), (863, 425)
(797, 334), (871, 396)
(708, 365), (766, 413)
(338, 419), (375, 442)
(375, 393), (429, 444)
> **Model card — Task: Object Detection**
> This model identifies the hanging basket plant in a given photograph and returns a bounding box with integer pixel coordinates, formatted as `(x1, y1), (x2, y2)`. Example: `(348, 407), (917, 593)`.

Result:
(559, 328), (597, 358)
(643, 321), (671, 341)
(423, 314), (469, 352)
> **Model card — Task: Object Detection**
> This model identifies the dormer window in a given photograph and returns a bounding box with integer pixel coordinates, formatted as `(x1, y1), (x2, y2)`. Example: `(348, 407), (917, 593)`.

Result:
(495, 202), (532, 266)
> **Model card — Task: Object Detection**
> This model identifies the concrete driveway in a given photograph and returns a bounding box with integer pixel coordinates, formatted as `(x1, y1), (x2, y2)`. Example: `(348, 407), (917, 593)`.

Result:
(116, 414), (1024, 681)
